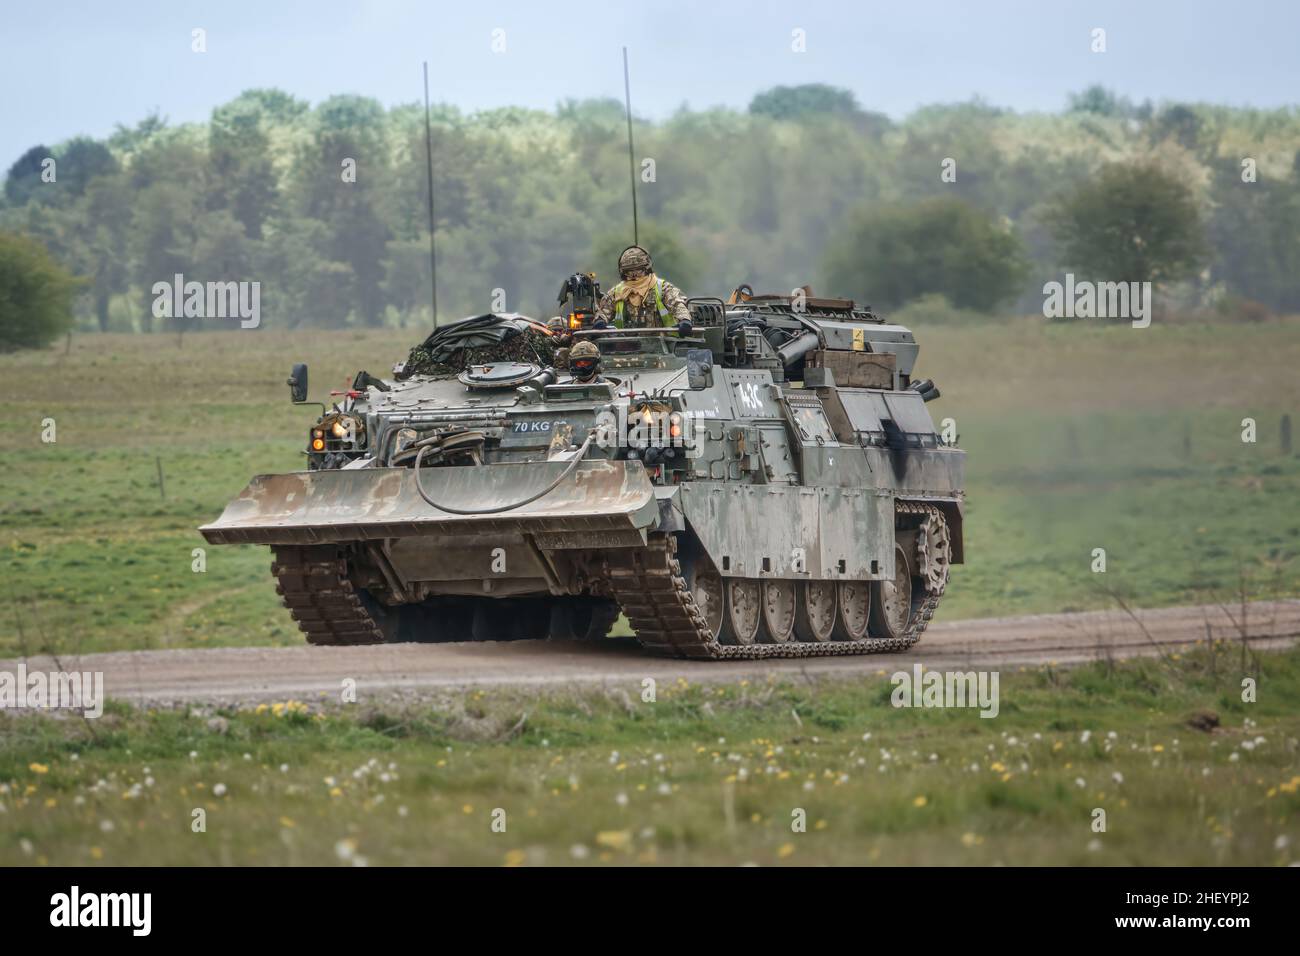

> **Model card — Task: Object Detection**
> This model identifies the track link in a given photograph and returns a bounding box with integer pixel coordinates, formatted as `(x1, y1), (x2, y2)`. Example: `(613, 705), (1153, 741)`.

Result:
(271, 546), (388, 646)
(272, 504), (948, 656)
(604, 501), (947, 659)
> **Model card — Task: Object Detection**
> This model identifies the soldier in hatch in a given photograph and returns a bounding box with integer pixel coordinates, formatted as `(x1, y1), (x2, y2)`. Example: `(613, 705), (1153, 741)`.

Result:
(567, 340), (604, 384)
(546, 315), (572, 370)
(594, 246), (692, 331)
(546, 315), (572, 345)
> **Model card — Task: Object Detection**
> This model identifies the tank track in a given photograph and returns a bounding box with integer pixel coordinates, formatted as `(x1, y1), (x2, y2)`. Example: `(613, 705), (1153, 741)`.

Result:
(604, 501), (947, 659)
(272, 546), (624, 646)
(271, 503), (947, 655)
(271, 546), (388, 646)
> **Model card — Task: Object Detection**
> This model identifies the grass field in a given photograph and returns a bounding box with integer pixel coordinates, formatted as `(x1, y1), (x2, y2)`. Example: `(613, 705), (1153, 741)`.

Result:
(3, 318), (1298, 867)
(2, 318), (1298, 656)
(2, 641), (1296, 866)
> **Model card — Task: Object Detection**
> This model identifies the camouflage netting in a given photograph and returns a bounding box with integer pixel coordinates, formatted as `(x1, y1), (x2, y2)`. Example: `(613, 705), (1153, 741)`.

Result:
(403, 313), (558, 377)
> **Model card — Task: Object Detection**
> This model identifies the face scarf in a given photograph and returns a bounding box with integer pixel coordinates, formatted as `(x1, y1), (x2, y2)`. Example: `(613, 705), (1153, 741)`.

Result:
(614, 272), (657, 309)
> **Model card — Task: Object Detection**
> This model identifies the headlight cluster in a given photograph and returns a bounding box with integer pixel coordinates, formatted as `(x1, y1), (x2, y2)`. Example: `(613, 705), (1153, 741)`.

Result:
(310, 414), (364, 453)
(632, 402), (686, 441)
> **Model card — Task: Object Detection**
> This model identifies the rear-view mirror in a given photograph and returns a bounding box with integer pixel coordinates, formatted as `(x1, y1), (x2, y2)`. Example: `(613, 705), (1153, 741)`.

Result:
(288, 363), (308, 403)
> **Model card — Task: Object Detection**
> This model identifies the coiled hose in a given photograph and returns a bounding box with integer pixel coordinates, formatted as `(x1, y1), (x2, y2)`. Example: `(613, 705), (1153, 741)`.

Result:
(413, 429), (597, 515)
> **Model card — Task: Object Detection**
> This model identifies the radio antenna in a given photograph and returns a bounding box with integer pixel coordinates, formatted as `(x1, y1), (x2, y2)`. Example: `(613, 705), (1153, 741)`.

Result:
(622, 46), (639, 247)
(423, 61), (439, 327)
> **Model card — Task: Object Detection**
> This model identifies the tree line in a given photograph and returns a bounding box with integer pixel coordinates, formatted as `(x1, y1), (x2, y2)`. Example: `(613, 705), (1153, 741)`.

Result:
(3, 83), (1299, 349)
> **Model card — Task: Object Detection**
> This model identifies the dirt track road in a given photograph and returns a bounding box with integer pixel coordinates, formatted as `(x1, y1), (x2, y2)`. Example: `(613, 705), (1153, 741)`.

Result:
(6, 601), (1297, 707)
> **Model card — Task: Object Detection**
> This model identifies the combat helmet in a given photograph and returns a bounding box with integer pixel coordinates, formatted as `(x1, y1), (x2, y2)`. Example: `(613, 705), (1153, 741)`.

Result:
(617, 245), (653, 280)
(569, 339), (602, 381)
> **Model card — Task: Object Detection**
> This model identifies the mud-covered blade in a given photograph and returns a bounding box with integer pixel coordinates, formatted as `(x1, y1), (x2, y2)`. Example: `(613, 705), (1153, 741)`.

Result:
(199, 461), (658, 545)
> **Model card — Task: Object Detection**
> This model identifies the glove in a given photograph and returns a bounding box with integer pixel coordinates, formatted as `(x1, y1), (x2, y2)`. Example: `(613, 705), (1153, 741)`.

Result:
(593, 317), (608, 329)
(676, 319), (693, 336)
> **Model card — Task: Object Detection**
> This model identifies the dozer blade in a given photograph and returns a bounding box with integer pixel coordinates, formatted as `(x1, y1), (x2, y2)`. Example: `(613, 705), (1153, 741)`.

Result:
(199, 461), (658, 546)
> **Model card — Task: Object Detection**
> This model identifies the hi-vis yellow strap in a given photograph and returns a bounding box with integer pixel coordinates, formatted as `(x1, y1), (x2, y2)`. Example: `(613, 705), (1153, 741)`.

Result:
(613, 280), (672, 328)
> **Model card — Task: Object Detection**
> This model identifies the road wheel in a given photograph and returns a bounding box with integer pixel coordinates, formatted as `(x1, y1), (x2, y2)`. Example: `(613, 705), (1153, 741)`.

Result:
(795, 580), (837, 642)
(508, 598), (553, 640)
(435, 600), (476, 642)
(916, 511), (953, 594)
(549, 597), (620, 641)
(869, 543), (914, 641)
(835, 580), (872, 641)
(385, 598), (475, 643)
(721, 578), (761, 645)
(688, 568), (726, 641)
(759, 579), (797, 643)
(471, 599), (514, 642)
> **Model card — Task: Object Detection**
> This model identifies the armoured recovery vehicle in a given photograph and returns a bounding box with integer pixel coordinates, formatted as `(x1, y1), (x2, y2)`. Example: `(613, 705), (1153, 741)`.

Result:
(200, 287), (965, 659)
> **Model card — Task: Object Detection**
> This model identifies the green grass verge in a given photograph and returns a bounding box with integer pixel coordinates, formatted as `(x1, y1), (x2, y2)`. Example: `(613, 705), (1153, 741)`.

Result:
(2, 642), (1297, 866)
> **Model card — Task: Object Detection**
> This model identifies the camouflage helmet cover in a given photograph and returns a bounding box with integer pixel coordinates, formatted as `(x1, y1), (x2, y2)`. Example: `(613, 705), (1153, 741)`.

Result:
(617, 245), (653, 278)
(569, 338), (601, 379)
(545, 316), (567, 333)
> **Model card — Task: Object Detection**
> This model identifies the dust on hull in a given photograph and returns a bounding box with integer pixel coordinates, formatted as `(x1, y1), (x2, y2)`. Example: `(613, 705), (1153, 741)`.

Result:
(198, 460), (659, 545)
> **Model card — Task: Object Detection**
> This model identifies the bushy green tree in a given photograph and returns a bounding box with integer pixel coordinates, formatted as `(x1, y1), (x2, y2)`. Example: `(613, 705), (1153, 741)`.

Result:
(1206, 156), (1300, 311)
(209, 94), (287, 239)
(289, 95), (392, 326)
(749, 84), (860, 120)
(1045, 161), (1206, 286)
(51, 175), (132, 331)
(0, 232), (83, 350)
(1067, 85), (1135, 118)
(821, 197), (1028, 312)
(54, 137), (119, 201)
(1149, 104), (1205, 152)
(107, 112), (168, 155)
(4, 145), (54, 207)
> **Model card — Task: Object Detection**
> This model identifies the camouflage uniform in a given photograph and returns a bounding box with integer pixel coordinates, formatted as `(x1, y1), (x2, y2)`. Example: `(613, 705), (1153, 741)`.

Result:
(594, 247), (692, 329)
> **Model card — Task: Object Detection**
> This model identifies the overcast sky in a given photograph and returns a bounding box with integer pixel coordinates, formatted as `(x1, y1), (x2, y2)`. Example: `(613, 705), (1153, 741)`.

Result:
(3, 0), (1297, 169)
